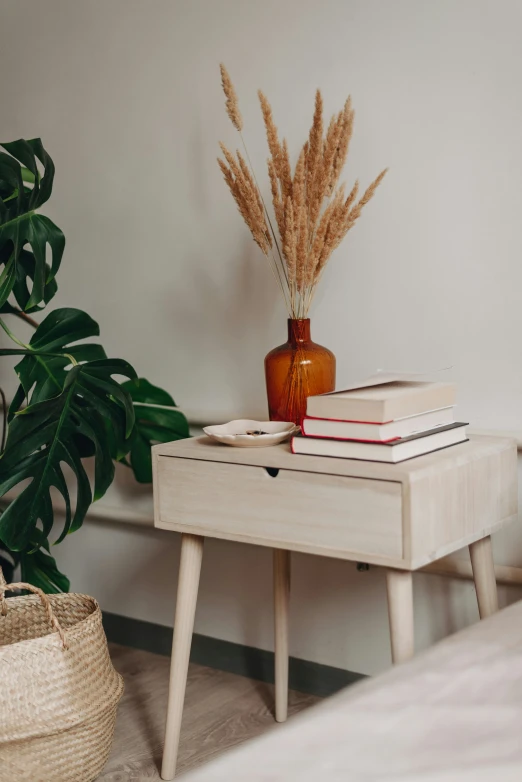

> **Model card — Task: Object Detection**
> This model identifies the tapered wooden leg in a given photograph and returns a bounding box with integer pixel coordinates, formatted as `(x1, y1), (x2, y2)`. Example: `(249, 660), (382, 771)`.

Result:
(386, 569), (414, 665)
(273, 549), (291, 723)
(161, 534), (204, 780)
(470, 535), (499, 619)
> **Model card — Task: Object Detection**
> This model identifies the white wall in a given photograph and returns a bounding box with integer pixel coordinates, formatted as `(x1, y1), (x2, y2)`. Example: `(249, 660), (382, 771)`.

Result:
(2, 0), (522, 675)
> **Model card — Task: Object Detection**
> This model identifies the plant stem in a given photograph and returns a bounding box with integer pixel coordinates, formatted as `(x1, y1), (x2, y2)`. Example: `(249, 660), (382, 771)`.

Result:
(0, 317), (31, 349)
(265, 248), (292, 315)
(0, 387), (6, 452)
(0, 347), (78, 365)
(2, 189), (19, 204)
(237, 131), (292, 314)
(240, 132), (288, 283)
(11, 309), (38, 329)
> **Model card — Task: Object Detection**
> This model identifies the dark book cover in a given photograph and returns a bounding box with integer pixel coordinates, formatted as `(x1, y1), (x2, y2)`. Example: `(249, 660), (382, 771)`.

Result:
(374, 421), (468, 447)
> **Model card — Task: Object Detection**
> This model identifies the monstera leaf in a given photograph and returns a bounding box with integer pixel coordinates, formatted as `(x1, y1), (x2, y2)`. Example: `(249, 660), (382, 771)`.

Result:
(0, 248), (57, 314)
(0, 358), (136, 551)
(7, 307), (107, 417)
(20, 537), (70, 594)
(0, 135), (190, 593)
(0, 138), (64, 310)
(121, 378), (189, 482)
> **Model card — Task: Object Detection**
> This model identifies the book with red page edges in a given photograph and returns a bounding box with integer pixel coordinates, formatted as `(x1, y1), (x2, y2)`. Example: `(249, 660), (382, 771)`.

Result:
(302, 406), (455, 442)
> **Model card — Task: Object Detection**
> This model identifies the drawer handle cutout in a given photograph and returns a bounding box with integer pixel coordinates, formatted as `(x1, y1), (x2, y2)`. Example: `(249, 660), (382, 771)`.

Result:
(265, 467), (279, 478)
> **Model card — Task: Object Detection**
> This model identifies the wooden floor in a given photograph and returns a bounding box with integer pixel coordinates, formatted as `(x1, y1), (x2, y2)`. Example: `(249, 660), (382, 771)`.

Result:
(99, 644), (320, 780)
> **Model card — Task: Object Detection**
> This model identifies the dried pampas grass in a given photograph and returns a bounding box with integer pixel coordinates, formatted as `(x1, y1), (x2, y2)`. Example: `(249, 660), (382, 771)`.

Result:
(220, 64), (243, 132)
(217, 65), (387, 317)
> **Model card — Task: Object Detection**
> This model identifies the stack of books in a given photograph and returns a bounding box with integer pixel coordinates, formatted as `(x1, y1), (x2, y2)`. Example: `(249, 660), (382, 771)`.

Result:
(292, 379), (467, 463)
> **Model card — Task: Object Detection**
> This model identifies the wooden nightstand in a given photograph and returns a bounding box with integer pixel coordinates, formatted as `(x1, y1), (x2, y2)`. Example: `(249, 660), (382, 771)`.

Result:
(152, 435), (518, 779)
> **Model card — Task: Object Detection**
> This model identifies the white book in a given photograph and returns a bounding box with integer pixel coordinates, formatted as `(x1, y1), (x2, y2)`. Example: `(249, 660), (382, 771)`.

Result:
(307, 380), (456, 423)
(292, 423), (467, 463)
(302, 407), (455, 442)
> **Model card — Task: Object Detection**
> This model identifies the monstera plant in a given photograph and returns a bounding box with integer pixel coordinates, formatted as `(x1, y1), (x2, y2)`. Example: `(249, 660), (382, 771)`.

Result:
(0, 138), (188, 591)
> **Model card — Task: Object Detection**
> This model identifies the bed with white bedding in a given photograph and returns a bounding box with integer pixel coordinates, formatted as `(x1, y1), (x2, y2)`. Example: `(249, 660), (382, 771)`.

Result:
(185, 600), (522, 782)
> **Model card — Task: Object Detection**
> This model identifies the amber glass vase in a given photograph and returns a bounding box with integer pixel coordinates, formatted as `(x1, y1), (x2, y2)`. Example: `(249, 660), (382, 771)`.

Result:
(264, 319), (336, 427)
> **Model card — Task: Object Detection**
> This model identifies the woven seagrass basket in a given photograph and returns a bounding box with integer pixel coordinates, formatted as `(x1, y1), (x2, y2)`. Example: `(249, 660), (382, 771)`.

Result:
(0, 570), (124, 782)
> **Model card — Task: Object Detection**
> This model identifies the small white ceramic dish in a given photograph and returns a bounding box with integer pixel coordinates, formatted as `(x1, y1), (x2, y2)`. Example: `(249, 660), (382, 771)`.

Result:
(203, 419), (298, 448)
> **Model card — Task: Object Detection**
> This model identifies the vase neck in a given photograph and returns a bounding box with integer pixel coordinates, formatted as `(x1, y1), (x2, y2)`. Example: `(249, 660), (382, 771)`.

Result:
(287, 318), (311, 344)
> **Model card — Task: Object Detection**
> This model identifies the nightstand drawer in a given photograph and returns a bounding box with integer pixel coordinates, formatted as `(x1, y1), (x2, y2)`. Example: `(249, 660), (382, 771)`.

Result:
(155, 456), (403, 561)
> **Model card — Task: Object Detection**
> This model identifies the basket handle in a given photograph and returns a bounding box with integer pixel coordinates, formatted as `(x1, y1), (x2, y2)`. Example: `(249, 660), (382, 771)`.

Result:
(0, 568), (68, 649)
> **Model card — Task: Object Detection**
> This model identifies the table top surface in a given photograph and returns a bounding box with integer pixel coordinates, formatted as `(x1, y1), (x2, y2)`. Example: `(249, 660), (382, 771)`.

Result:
(184, 598), (522, 782)
(154, 434), (516, 485)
